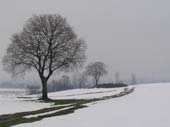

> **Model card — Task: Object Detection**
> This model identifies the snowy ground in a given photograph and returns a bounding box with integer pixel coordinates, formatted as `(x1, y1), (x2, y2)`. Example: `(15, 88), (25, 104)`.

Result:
(0, 87), (126, 115)
(13, 83), (170, 127)
(0, 89), (51, 115)
(31, 87), (126, 100)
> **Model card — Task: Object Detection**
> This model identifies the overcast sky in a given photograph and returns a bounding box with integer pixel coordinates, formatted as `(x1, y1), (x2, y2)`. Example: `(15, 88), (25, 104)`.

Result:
(0, 0), (170, 83)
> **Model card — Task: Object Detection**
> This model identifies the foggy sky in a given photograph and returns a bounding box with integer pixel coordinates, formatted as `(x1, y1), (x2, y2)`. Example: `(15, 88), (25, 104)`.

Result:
(0, 0), (170, 83)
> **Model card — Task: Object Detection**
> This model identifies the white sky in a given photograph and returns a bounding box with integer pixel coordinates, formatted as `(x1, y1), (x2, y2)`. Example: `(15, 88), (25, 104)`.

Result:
(0, 0), (170, 83)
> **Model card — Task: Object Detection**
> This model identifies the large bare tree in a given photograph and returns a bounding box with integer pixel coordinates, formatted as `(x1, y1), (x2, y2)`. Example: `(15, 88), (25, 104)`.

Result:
(86, 62), (107, 86)
(3, 14), (86, 100)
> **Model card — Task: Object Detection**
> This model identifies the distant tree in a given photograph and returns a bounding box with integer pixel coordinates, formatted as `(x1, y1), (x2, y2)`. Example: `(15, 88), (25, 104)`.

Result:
(26, 85), (41, 95)
(115, 72), (120, 84)
(86, 62), (107, 86)
(131, 73), (137, 85)
(48, 78), (73, 92)
(61, 75), (71, 88)
(78, 72), (88, 88)
(72, 71), (87, 88)
(3, 14), (86, 100)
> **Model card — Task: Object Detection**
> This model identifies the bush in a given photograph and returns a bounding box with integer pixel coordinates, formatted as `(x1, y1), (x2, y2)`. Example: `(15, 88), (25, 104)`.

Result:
(95, 83), (128, 88)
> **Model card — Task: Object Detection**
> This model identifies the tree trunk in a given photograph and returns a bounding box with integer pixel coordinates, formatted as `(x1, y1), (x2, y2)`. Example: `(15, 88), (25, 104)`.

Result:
(41, 78), (48, 100)
(95, 79), (98, 87)
(95, 76), (100, 87)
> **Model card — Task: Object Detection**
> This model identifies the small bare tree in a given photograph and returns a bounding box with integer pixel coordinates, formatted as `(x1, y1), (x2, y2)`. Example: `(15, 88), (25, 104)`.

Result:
(115, 72), (120, 84)
(131, 73), (137, 85)
(86, 62), (107, 86)
(3, 14), (86, 100)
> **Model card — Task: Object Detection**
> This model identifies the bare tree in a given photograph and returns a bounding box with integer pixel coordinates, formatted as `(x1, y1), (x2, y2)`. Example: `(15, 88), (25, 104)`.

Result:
(3, 14), (86, 100)
(131, 73), (137, 85)
(115, 72), (120, 84)
(86, 62), (107, 86)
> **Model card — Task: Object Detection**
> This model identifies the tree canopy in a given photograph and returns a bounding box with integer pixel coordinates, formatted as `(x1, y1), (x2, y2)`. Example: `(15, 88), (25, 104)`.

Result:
(86, 61), (107, 86)
(3, 14), (86, 99)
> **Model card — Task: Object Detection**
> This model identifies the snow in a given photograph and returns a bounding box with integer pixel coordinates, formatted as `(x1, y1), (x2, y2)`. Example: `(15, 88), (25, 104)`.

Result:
(13, 83), (170, 127)
(31, 87), (126, 100)
(0, 99), (51, 115)
(49, 88), (124, 99)
(0, 87), (125, 116)
(0, 89), (52, 115)
(0, 88), (26, 98)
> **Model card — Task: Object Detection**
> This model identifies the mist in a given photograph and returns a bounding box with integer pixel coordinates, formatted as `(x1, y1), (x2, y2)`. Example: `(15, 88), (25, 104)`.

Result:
(0, 0), (170, 84)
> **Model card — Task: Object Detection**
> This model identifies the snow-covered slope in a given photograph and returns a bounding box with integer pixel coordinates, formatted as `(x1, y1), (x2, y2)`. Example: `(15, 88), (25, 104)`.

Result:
(0, 87), (126, 115)
(48, 87), (125, 99)
(14, 83), (170, 127)
(27, 87), (126, 100)
(0, 89), (51, 115)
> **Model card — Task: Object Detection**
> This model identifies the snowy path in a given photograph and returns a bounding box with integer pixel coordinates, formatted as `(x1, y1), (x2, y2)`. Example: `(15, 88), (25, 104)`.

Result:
(14, 83), (170, 127)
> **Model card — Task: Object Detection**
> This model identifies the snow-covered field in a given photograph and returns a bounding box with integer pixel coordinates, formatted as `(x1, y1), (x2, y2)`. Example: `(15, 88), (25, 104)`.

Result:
(0, 88), (25, 98)
(13, 83), (170, 127)
(0, 88), (51, 115)
(0, 87), (126, 115)
(31, 87), (126, 100)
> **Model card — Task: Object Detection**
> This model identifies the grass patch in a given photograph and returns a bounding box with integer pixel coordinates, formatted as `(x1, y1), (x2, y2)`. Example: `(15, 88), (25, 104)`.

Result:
(0, 104), (86, 127)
